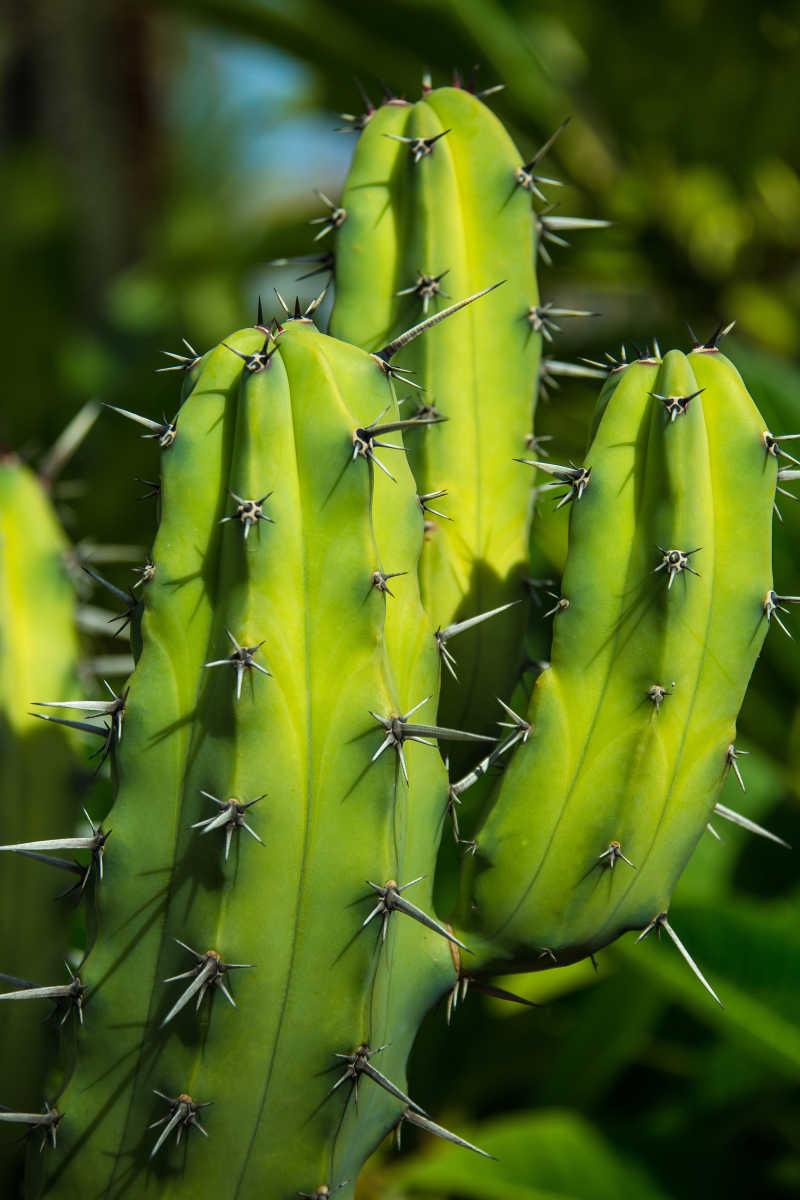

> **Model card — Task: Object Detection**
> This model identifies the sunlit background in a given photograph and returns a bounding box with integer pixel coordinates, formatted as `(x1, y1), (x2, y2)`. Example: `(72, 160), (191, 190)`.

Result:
(3, 1), (800, 1195)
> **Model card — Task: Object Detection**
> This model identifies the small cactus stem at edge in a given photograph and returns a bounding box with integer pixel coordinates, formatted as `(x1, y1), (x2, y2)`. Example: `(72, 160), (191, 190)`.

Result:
(636, 913), (723, 1008)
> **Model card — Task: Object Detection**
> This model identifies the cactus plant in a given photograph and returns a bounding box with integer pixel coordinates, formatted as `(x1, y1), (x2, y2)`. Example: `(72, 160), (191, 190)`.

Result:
(23, 306), (510, 1199)
(0, 456), (87, 1192)
(4, 77), (794, 1200)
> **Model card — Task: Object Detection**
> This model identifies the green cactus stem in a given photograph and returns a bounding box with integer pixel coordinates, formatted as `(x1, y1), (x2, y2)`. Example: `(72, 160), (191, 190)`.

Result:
(460, 347), (777, 985)
(329, 85), (548, 747)
(36, 308), (504, 1199)
(0, 458), (85, 1191)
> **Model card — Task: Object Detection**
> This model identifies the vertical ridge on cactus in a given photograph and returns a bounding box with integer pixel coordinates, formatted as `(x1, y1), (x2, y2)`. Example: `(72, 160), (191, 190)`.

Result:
(330, 86), (542, 746)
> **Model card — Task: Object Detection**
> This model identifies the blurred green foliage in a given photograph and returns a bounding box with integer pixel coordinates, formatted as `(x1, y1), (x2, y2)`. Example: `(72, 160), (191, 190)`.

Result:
(2, 1), (799, 1196)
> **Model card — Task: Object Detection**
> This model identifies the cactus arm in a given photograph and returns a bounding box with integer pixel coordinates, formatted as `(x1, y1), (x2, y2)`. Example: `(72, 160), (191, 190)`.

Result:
(461, 350), (776, 969)
(0, 461), (84, 1191)
(331, 87), (540, 746)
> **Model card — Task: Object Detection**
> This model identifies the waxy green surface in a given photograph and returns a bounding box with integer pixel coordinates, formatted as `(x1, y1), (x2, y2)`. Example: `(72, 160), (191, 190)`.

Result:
(41, 323), (453, 1200)
(466, 350), (776, 965)
(330, 87), (541, 741)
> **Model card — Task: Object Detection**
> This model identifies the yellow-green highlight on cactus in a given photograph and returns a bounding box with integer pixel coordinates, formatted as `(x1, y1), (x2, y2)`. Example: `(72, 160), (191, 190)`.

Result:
(461, 347), (777, 989)
(329, 85), (546, 744)
(0, 459), (86, 1191)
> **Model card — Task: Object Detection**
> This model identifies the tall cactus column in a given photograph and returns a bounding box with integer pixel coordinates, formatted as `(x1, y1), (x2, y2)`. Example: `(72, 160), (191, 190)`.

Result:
(38, 320), (469, 1200)
(330, 85), (543, 745)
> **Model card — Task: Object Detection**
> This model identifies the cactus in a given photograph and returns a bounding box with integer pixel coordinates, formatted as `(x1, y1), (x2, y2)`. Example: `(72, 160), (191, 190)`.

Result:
(457, 343), (778, 986)
(28, 308), (513, 1199)
(328, 84), (563, 747)
(0, 457), (86, 1192)
(7, 78), (794, 1200)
